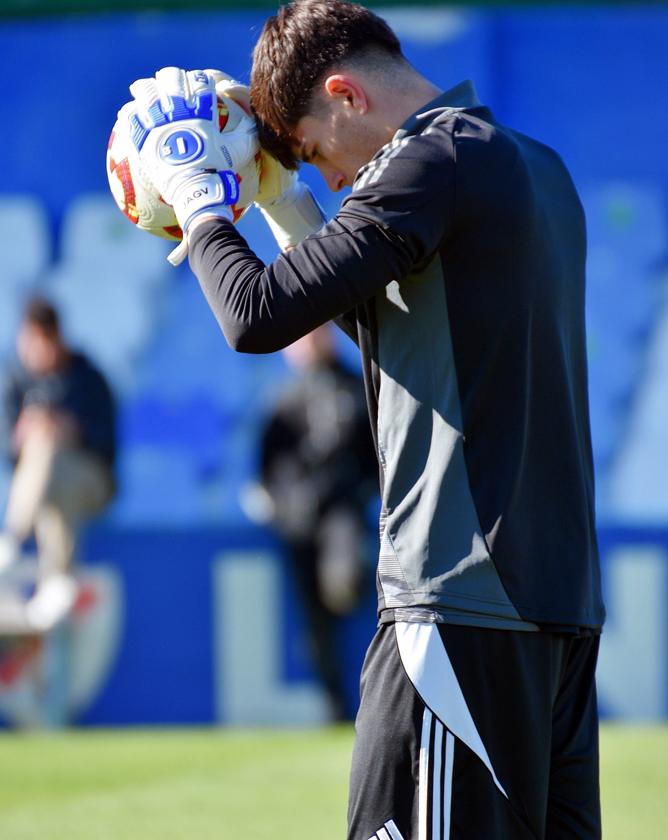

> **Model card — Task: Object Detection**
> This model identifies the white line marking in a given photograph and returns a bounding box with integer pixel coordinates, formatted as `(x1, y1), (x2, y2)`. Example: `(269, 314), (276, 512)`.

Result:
(385, 819), (406, 840)
(395, 622), (508, 799)
(432, 720), (444, 839)
(443, 732), (455, 839)
(419, 707), (432, 840)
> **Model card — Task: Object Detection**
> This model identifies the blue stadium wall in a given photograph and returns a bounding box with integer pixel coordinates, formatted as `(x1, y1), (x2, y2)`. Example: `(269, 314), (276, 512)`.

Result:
(0, 6), (667, 723)
(71, 526), (668, 724)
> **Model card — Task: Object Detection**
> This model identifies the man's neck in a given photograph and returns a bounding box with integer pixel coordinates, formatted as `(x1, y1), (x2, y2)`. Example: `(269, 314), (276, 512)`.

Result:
(375, 74), (442, 143)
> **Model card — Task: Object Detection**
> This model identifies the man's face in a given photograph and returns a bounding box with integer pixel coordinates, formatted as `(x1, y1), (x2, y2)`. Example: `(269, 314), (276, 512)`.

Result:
(292, 91), (386, 192)
(17, 323), (61, 375)
(282, 324), (334, 370)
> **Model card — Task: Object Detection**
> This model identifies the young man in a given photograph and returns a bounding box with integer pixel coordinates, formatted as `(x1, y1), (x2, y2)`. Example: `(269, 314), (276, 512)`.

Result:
(125, 1), (604, 836)
(0, 297), (116, 630)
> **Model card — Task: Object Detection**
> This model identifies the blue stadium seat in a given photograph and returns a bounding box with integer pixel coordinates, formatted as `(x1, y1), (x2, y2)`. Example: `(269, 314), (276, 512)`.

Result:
(119, 394), (232, 476)
(106, 446), (204, 525)
(46, 262), (154, 396)
(0, 196), (51, 360)
(606, 266), (668, 521)
(0, 195), (51, 290)
(581, 182), (666, 489)
(59, 193), (171, 281)
(137, 262), (290, 412)
(36, 195), (175, 397)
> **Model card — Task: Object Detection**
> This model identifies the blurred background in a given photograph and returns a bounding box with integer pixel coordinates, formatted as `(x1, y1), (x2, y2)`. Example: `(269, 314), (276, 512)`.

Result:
(0, 0), (666, 731)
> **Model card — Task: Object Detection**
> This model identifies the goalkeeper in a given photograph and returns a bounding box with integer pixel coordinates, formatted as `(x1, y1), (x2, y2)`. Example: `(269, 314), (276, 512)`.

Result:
(123, 1), (604, 837)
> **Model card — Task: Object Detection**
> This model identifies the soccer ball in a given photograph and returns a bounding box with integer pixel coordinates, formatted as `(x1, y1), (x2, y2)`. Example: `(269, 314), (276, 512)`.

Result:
(106, 94), (261, 240)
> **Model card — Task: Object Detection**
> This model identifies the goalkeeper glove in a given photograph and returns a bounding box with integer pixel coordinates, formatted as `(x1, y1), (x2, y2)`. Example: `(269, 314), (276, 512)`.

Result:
(206, 77), (327, 251)
(255, 156), (327, 252)
(126, 66), (258, 263)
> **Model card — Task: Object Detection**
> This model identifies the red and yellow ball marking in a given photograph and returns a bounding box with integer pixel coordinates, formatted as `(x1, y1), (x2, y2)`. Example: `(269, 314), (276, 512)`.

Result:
(218, 100), (230, 131)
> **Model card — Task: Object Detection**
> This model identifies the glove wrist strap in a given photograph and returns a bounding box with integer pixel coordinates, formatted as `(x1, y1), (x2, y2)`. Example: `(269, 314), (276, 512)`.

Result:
(257, 181), (326, 251)
(172, 171), (237, 231)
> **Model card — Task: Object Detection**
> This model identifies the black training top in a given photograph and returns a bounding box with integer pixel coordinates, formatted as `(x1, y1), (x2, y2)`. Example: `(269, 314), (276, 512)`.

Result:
(189, 80), (605, 632)
(1, 350), (117, 469)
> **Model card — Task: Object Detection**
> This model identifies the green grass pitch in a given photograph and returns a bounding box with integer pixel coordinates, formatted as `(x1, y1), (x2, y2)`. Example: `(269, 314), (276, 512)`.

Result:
(0, 724), (665, 838)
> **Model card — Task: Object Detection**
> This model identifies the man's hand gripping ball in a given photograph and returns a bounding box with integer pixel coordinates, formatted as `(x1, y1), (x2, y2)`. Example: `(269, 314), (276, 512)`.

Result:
(196, 78), (327, 252)
(111, 67), (259, 264)
(109, 66), (326, 264)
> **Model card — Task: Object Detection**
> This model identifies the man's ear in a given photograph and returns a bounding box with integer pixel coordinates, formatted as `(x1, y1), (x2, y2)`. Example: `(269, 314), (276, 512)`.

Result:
(323, 74), (368, 114)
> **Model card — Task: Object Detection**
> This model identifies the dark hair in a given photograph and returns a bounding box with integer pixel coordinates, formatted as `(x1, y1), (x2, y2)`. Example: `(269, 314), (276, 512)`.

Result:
(250, 0), (403, 169)
(23, 296), (60, 335)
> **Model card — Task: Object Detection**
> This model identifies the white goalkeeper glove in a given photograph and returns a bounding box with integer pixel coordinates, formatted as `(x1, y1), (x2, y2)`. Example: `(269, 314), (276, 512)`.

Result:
(255, 155), (327, 252)
(205, 77), (327, 251)
(126, 66), (258, 262)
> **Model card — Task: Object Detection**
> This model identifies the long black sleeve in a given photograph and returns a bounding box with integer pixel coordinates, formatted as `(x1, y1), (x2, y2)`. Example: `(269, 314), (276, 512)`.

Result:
(188, 130), (455, 354)
(188, 215), (413, 354)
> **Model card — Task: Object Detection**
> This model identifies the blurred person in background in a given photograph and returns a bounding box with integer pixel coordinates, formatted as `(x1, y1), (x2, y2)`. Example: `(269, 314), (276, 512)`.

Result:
(257, 324), (377, 721)
(0, 297), (116, 631)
